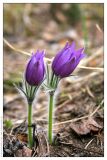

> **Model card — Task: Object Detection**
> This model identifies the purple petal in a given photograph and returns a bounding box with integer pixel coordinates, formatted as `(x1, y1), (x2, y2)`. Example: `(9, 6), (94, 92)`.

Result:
(52, 41), (75, 70)
(26, 60), (44, 85)
(34, 50), (45, 60)
(54, 53), (86, 78)
(56, 57), (76, 77)
(74, 48), (84, 59)
(25, 50), (45, 85)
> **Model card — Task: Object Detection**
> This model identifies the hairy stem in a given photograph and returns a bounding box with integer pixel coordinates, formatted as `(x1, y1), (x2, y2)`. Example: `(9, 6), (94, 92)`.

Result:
(48, 92), (54, 144)
(28, 103), (33, 148)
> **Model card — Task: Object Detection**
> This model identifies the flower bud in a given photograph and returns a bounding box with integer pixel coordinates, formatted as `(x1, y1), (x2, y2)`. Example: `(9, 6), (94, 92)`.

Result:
(52, 42), (86, 78)
(25, 50), (45, 86)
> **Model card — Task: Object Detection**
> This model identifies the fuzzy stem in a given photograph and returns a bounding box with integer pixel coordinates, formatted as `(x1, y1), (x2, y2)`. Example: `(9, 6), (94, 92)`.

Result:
(28, 103), (33, 148)
(48, 92), (54, 144)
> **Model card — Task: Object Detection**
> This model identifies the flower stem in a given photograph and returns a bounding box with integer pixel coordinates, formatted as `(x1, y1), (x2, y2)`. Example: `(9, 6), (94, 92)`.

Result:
(48, 92), (54, 144)
(28, 103), (33, 148)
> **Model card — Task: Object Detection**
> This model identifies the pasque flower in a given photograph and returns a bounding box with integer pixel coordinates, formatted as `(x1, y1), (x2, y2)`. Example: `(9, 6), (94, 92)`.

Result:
(25, 50), (45, 86)
(52, 42), (86, 78)
(47, 42), (86, 144)
(18, 50), (46, 148)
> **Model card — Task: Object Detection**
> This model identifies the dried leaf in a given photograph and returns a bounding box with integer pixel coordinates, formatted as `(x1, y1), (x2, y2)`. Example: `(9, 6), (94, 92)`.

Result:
(16, 133), (28, 143)
(70, 117), (102, 135)
(87, 117), (102, 132)
(70, 121), (90, 135)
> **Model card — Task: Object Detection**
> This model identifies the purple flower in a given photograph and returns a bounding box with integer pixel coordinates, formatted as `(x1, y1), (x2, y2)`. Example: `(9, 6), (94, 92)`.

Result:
(52, 42), (86, 78)
(25, 50), (45, 86)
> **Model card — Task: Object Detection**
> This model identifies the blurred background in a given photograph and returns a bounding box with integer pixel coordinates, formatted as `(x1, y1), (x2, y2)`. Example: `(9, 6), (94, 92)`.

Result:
(3, 2), (104, 133)
(3, 3), (104, 84)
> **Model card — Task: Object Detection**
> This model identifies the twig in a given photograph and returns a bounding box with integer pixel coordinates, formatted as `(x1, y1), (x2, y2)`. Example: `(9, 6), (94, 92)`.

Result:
(66, 71), (103, 84)
(3, 38), (51, 62)
(54, 115), (89, 126)
(90, 99), (104, 117)
(84, 138), (94, 149)
(86, 85), (95, 99)
(96, 24), (103, 33)
(78, 65), (104, 72)
(3, 38), (31, 56)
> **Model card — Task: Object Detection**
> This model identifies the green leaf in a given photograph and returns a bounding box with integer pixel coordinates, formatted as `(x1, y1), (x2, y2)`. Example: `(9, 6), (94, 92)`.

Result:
(4, 119), (13, 129)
